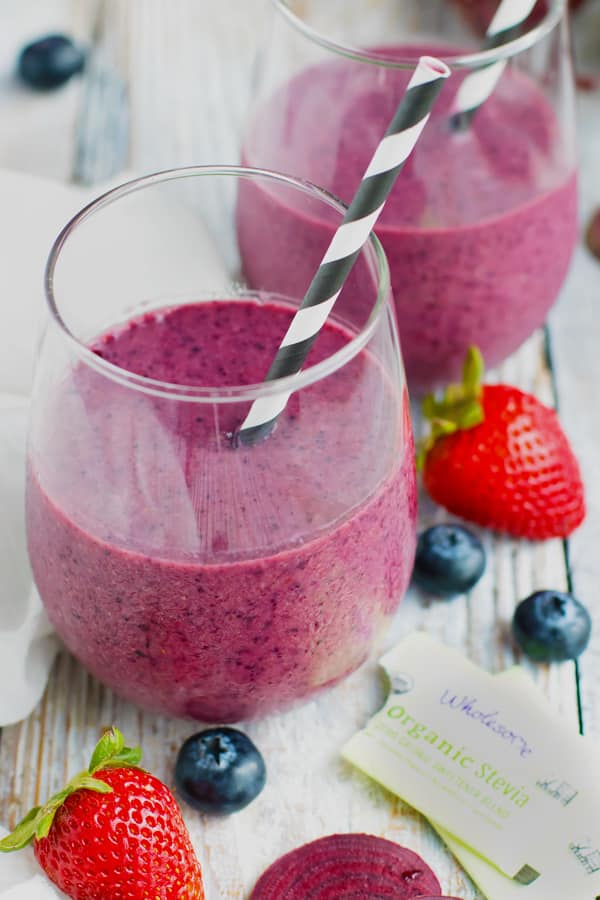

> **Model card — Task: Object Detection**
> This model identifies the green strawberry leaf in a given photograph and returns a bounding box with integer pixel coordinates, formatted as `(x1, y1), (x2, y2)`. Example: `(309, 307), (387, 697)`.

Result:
(416, 418), (458, 471)
(419, 346), (486, 465)
(74, 775), (114, 794)
(443, 382), (465, 406)
(457, 398), (485, 429)
(88, 727), (142, 773)
(421, 393), (439, 421)
(88, 727), (125, 772)
(0, 728), (142, 854)
(462, 345), (484, 396)
(24, 774), (115, 843)
(432, 418), (460, 439)
(0, 806), (41, 851)
(100, 746), (142, 769)
(35, 811), (58, 842)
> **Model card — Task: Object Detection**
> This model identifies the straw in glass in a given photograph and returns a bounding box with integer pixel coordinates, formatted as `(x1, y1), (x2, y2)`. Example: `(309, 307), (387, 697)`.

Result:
(237, 55), (450, 446)
(450, 0), (538, 130)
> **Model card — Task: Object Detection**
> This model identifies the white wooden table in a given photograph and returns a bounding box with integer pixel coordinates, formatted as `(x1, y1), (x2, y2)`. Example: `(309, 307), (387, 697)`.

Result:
(0, 2), (599, 897)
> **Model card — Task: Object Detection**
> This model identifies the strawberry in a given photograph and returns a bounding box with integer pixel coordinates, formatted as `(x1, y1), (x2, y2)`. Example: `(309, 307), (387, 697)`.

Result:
(0, 727), (204, 900)
(420, 348), (585, 540)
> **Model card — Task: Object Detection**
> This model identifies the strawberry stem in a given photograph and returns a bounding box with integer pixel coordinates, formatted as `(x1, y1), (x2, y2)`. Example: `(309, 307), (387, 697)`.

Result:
(417, 346), (486, 469)
(0, 728), (142, 852)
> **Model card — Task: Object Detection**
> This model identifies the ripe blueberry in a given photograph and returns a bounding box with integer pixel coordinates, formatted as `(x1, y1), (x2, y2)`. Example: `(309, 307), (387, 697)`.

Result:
(18, 34), (85, 90)
(175, 727), (266, 815)
(412, 523), (486, 597)
(512, 590), (592, 662)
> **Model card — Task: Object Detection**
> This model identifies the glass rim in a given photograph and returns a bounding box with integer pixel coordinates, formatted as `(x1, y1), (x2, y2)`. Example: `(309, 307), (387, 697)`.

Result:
(45, 165), (392, 404)
(271, 0), (566, 69)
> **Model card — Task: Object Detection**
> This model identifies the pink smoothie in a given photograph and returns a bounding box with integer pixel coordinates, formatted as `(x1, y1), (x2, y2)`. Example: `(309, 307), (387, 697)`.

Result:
(27, 299), (416, 721)
(240, 47), (578, 390)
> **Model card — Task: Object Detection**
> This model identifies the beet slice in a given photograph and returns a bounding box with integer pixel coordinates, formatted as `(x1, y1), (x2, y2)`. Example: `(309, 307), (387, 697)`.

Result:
(249, 833), (442, 899)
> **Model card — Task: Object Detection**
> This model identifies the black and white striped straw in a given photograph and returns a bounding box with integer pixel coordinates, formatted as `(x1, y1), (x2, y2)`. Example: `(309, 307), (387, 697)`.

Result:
(450, 0), (537, 130)
(237, 56), (450, 446)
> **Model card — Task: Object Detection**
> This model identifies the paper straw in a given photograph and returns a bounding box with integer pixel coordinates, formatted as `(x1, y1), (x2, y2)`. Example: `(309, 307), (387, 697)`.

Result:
(237, 55), (450, 446)
(450, 0), (538, 130)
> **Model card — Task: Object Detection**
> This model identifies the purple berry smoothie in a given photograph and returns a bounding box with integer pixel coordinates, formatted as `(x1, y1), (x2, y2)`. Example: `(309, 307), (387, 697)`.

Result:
(26, 298), (416, 721)
(240, 46), (578, 391)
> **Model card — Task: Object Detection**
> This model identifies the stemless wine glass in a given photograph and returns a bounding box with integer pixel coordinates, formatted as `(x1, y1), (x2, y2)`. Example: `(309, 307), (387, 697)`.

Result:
(242, 0), (578, 391)
(26, 166), (416, 722)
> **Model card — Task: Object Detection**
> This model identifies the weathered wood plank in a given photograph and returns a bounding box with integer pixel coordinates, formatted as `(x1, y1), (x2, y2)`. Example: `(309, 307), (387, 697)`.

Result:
(72, 0), (131, 185)
(548, 1), (600, 739)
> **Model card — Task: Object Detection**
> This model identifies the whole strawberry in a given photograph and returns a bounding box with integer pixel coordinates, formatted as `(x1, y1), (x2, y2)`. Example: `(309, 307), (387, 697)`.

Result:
(0, 728), (204, 900)
(420, 348), (585, 540)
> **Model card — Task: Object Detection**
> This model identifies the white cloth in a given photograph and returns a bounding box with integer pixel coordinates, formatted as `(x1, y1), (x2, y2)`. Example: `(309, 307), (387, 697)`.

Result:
(0, 170), (82, 895)
(0, 170), (88, 729)
(0, 397), (59, 727)
(0, 828), (63, 897)
(0, 851), (63, 895)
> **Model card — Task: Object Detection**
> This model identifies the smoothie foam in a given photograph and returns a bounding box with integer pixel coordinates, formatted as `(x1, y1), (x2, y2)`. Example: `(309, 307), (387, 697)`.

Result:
(27, 299), (416, 721)
(241, 47), (578, 389)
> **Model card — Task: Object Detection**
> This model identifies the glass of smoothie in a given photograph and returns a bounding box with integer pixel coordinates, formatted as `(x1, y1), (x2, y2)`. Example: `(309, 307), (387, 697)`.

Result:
(240, 0), (578, 392)
(26, 166), (416, 722)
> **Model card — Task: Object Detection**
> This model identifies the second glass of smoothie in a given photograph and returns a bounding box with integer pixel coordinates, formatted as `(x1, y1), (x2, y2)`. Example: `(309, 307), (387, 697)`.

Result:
(26, 167), (416, 722)
(241, 0), (578, 391)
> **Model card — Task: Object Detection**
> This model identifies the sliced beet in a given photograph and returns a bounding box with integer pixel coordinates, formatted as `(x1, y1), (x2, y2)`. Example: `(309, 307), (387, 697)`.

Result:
(249, 833), (442, 899)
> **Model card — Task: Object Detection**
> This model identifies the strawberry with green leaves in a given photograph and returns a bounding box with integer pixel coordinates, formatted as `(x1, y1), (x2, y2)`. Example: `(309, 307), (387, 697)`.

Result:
(420, 348), (585, 541)
(0, 728), (204, 900)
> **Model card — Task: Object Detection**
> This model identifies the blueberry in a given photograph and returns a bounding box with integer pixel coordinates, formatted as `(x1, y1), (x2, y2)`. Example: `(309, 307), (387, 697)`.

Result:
(512, 590), (592, 662)
(412, 524), (486, 597)
(175, 727), (266, 815)
(18, 34), (85, 90)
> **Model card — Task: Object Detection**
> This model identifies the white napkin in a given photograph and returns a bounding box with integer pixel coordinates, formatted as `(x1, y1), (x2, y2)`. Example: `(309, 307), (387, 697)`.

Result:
(0, 397), (59, 727)
(0, 827), (63, 897)
(0, 741), (67, 894)
(0, 170), (89, 730)
(0, 170), (86, 895)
